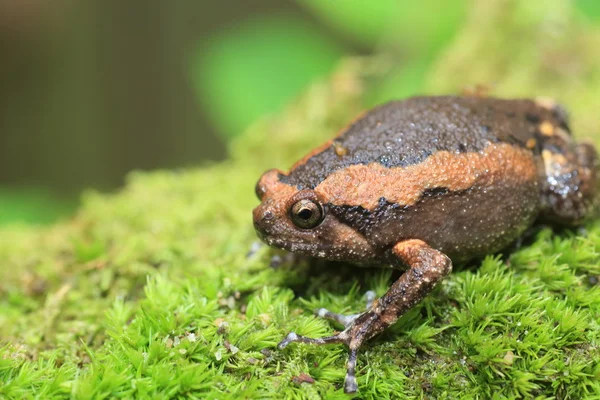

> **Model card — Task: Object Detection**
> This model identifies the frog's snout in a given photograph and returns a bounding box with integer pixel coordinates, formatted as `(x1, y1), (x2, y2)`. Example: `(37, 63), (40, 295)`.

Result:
(252, 205), (275, 240)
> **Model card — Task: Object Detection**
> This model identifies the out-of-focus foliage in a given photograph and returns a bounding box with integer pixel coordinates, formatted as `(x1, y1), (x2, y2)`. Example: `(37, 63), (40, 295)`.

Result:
(192, 15), (344, 138)
(193, 0), (600, 141)
(0, 189), (74, 226)
(297, 0), (402, 46)
(577, 0), (600, 22)
(193, 0), (467, 139)
(364, 0), (466, 106)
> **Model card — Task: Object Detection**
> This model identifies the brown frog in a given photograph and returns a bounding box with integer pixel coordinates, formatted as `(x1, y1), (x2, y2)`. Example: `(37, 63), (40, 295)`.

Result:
(252, 96), (599, 393)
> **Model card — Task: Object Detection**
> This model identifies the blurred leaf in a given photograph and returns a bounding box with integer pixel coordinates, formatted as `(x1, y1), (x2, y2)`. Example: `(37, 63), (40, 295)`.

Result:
(299, 0), (465, 53)
(192, 15), (345, 138)
(576, 0), (600, 22)
(364, 0), (466, 105)
(0, 187), (75, 226)
(297, 0), (401, 46)
(365, 59), (431, 107)
(391, 0), (466, 58)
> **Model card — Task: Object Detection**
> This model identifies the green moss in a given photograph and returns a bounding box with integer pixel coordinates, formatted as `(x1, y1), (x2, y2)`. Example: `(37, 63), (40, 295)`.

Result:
(2, 1), (600, 399)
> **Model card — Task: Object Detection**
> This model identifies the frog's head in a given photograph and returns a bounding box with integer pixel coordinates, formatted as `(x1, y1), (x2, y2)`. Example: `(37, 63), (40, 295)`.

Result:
(252, 169), (373, 261)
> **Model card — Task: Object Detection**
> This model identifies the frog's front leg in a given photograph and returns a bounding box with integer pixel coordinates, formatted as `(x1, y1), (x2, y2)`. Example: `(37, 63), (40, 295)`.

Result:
(278, 239), (452, 393)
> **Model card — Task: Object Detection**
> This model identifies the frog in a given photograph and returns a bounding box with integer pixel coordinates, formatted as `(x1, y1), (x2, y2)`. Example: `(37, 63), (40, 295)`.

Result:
(252, 95), (599, 393)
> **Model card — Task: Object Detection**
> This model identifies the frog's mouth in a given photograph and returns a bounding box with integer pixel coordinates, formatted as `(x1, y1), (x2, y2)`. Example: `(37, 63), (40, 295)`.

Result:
(260, 234), (326, 254)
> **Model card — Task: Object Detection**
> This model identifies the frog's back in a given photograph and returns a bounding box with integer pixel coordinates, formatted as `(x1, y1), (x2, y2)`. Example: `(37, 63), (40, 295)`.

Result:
(280, 95), (568, 190)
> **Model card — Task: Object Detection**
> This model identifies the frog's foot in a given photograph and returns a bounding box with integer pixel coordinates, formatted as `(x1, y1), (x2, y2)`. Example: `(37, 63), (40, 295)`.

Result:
(279, 291), (376, 393)
(278, 240), (453, 394)
(278, 307), (392, 393)
(314, 290), (377, 328)
(278, 330), (361, 393)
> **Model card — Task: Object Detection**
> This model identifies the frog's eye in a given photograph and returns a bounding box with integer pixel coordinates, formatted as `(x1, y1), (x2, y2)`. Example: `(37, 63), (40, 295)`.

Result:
(290, 199), (324, 229)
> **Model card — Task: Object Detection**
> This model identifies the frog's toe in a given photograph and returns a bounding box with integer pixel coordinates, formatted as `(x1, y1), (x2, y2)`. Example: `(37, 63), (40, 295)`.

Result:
(277, 332), (298, 349)
(364, 290), (377, 309)
(344, 374), (358, 393)
(343, 347), (359, 393)
(315, 307), (360, 328)
(315, 290), (379, 329)
(277, 331), (348, 350)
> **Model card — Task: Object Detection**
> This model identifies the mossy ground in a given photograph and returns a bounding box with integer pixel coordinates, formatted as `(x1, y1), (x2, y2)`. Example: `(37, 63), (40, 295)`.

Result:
(2, 2), (600, 399)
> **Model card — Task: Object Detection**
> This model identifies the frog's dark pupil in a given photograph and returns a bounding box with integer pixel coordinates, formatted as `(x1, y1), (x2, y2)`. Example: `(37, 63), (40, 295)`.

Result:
(298, 208), (313, 220)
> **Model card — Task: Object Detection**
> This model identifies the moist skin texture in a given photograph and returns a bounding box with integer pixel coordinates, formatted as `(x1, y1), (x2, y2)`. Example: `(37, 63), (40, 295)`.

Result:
(253, 95), (600, 394)
(280, 96), (570, 190)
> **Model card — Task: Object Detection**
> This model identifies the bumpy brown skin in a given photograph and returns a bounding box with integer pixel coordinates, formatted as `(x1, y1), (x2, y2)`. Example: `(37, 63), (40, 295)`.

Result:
(252, 96), (599, 393)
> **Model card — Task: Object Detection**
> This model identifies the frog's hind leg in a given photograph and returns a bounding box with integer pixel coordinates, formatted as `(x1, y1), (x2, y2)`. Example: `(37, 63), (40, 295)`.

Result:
(278, 240), (452, 394)
(315, 290), (377, 328)
(575, 141), (599, 205)
(540, 140), (600, 225)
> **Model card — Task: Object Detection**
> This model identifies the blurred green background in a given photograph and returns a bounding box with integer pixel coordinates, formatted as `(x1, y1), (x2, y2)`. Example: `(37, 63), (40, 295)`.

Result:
(1, 0), (599, 226)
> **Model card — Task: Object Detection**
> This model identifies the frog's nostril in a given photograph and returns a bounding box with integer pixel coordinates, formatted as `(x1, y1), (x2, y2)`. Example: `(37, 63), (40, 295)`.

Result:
(252, 206), (275, 239)
(254, 221), (267, 237)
